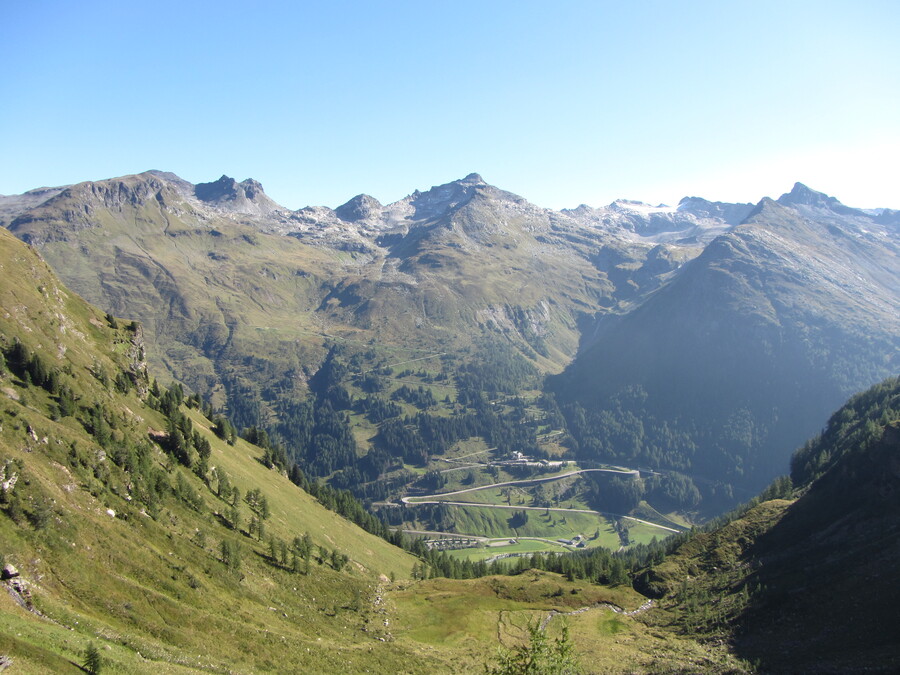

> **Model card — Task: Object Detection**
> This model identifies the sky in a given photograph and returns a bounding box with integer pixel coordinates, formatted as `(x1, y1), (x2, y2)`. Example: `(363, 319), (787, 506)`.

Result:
(1, 1), (898, 211)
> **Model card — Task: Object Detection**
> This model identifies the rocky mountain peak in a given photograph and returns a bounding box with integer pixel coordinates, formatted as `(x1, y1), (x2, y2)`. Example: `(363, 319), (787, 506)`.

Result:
(777, 182), (842, 209)
(459, 172), (486, 185)
(194, 175), (284, 215)
(240, 178), (265, 199)
(776, 183), (872, 221)
(194, 175), (242, 202)
(335, 194), (383, 222)
(406, 173), (490, 220)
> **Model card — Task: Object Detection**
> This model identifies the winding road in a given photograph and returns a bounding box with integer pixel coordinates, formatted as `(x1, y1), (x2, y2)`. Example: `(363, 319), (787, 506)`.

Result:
(400, 468), (684, 534)
(403, 467), (639, 502)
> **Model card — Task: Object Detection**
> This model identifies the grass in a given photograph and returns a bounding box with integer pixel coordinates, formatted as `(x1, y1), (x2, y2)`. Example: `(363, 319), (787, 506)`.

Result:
(0, 227), (431, 672)
(348, 411), (379, 450)
(188, 408), (417, 579)
(445, 538), (569, 562)
(623, 521), (667, 546)
(384, 570), (742, 674)
(415, 504), (621, 549)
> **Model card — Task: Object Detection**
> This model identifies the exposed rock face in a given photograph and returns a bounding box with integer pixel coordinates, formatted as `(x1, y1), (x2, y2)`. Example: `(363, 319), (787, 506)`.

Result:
(1, 564), (19, 580)
(335, 194), (383, 222)
(194, 175), (286, 216)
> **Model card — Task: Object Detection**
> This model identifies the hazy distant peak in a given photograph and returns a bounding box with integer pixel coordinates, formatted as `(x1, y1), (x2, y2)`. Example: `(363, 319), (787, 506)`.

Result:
(609, 199), (675, 213)
(562, 204), (593, 216)
(874, 208), (900, 227)
(335, 194), (383, 222)
(677, 196), (707, 211)
(777, 182), (842, 208)
(459, 172), (486, 184)
(677, 196), (755, 225)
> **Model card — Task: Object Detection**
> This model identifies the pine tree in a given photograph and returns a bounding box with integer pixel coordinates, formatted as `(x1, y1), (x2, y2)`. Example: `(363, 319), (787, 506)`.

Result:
(220, 539), (242, 573)
(228, 504), (241, 531)
(83, 642), (103, 674)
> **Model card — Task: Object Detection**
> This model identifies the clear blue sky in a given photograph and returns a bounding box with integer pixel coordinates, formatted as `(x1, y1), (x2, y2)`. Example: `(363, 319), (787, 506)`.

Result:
(2, 1), (898, 210)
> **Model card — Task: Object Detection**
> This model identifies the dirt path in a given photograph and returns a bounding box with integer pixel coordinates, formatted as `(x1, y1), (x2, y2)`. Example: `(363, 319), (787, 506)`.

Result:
(539, 598), (655, 630)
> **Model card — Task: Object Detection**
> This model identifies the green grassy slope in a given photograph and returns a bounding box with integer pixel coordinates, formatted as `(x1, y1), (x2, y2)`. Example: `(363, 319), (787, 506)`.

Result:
(389, 571), (745, 674)
(0, 227), (426, 673)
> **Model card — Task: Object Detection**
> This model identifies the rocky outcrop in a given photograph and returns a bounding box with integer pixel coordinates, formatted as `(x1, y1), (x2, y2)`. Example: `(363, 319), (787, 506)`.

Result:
(335, 194), (383, 222)
(195, 175), (286, 216)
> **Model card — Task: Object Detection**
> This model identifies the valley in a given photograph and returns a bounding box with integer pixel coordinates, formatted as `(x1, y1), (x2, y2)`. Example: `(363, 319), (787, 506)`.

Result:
(2, 169), (897, 549)
(0, 171), (898, 672)
(4, 172), (896, 521)
(398, 463), (684, 563)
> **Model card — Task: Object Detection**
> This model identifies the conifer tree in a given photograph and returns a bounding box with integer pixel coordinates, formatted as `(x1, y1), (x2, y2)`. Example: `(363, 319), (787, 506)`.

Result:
(83, 642), (103, 674)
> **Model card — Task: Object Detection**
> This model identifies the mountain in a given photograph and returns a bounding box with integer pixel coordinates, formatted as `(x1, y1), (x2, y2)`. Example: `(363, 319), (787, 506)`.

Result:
(550, 184), (900, 505)
(636, 376), (900, 673)
(1, 170), (713, 415)
(3, 171), (897, 515)
(562, 195), (754, 245)
(0, 185), (69, 229)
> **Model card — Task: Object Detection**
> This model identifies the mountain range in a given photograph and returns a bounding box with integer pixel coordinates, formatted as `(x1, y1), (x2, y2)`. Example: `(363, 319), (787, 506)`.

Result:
(2, 171), (898, 509)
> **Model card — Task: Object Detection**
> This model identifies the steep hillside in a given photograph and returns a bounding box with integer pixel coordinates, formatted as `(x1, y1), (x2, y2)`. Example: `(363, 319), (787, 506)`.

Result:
(551, 185), (900, 505)
(6, 172), (342, 408)
(636, 377), (900, 673)
(0, 227), (429, 673)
